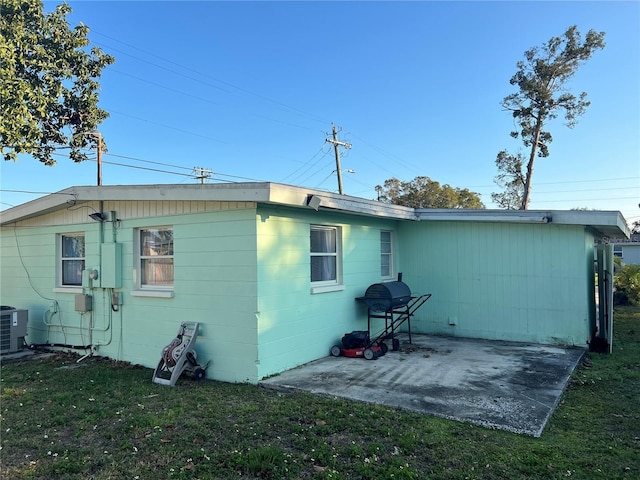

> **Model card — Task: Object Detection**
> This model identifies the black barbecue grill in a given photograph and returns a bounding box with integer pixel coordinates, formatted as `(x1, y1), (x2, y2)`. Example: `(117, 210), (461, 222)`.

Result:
(356, 274), (431, 351)
(361, 281), (413, 312)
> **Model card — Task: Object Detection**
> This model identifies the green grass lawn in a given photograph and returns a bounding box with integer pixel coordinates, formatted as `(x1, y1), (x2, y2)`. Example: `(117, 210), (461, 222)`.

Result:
(2, 307), (639, 479)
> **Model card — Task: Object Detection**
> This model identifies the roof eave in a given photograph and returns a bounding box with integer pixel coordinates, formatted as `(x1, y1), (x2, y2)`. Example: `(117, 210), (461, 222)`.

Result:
(415, 208), (630, 239)
(1, 184), (630, 236)
(0, 183), (417, 225)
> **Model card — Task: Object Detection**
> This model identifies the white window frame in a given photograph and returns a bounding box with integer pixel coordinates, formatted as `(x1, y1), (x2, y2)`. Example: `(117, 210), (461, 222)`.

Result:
(380, 230), (395, 280)
(310, 225), (344, 294)
(56, 232), (85, 291)
(132, 226), (174, 298)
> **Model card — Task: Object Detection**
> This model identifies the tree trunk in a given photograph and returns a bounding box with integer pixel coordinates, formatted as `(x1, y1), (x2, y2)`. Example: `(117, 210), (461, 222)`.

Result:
(520, 116), (544, 210)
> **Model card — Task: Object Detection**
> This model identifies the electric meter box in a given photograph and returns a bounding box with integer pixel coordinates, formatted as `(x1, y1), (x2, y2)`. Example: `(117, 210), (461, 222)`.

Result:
(101, 243), (122, 288)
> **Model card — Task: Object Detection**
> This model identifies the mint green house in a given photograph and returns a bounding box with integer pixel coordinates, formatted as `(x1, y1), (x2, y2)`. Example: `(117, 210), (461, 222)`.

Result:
(0, 183), (628, 382)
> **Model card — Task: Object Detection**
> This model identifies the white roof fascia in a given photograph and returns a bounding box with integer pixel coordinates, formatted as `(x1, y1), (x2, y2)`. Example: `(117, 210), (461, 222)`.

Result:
(0, 183), (416, 225)
(70, 183), (275, 202)
(271, 185), (415, 220)
(0, 184), (629, 236)
(415, 208), (630, 239)
(551, 210), (630, 240)
(0, 184), (274, 225)
(0, 189), (78, 225)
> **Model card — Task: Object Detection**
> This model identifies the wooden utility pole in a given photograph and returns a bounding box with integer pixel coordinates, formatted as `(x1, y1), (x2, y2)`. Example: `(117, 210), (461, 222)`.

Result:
(193, 167), (213, 184)
(325, 124), (351, 194)
(96, 133), (102, 186)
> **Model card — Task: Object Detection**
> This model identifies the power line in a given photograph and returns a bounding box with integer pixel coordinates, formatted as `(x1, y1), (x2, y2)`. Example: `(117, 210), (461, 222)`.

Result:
(210, 172), (267, 182)
(345, 175), (380, 192)
(91, 158), (195, 178)
(471, 185), (639, 195)
(349, 132), (423, 176)
(535, 176), (639, 186)
(92, 32), (330, 125)
(49, 151), (194, 179)
(104, 152), (194, 171)
(93, 31), (637, 202)
(108, 68), (227, 108)
(108, 110), (227, 144)
(298, 159), (335, 186)
(534, 186), (638, 194)
(84, 152), (267, 183)
(40, 26), (634, 204)
(280, 145), (328, 183)
(532, 196), (637, 204)
(108, 70), (316, 133)
(467, 176), (639, 189)
(0, 189), (75, 196)
(286, 147), (333, 185)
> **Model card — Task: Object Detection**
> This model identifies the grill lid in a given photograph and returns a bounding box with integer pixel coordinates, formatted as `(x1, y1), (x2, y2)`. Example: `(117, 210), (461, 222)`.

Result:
(362, 281), (412, 312)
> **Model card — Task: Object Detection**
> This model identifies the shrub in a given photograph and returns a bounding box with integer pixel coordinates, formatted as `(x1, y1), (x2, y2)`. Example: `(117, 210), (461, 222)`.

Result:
(614, 263), (640, 305)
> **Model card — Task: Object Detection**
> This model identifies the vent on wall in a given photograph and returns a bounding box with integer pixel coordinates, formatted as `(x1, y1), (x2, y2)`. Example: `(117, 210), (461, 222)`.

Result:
(0, 307), (28, 354)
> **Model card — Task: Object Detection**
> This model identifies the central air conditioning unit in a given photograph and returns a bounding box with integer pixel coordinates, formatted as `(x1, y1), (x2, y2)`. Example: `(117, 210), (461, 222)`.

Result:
(0, 307), (28, 354)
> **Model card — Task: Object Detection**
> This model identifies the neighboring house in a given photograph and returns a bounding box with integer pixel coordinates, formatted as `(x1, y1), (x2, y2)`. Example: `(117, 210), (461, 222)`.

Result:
(612, 233), (640, 264)
(0, 183), (629, 382)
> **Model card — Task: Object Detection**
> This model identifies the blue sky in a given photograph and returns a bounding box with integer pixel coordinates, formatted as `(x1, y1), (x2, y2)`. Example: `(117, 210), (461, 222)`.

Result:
(2, 1), (639, 225)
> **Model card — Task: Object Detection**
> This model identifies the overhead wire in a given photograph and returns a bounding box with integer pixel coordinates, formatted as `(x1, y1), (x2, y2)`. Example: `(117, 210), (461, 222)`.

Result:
(37, 147), (640, 205)
(281, 144), (331, 184)
(108, 110), (227, 144)
(533, 186), (638, 194)
(51, 150), (187, 174)
(104, 152), (195, 171)
(47, 151), (194, 178)
(4, 4), (636, 209)
(315, 170), (339, 189)
(92, 31), (330, 125)
(532, 197), (637, 203)
(90, 30), (639, 211)
(298, 158), (335, 186)
(107, 70), (316, 133)
(345, 175), (381, 191)
(213, 173), (266, 182)
(47, 32), (329, 159)
(51, 150), (269, 183)
(466, 176), (639, 189)
(93, 43), (327, 133)
(108, 68), (227, 108)
(91, 158), (195, 178)
(83, 32), (338, 179)
(7, 142), (637, 205)
(0, 189), (77, 196)
(5, 27), (636, 209)
(348, 132), (423, 176)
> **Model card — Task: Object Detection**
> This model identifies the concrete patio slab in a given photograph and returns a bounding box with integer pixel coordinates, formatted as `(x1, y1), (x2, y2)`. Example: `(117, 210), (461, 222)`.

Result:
(261, 334), (585, 437)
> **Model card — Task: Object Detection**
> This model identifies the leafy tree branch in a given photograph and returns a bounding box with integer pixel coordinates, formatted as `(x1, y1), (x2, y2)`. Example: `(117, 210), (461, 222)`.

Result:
(0, 0), (114, 165)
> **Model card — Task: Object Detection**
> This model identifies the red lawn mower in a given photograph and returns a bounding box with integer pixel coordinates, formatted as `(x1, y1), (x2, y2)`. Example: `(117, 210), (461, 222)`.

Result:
(330, 330), (387, 360)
